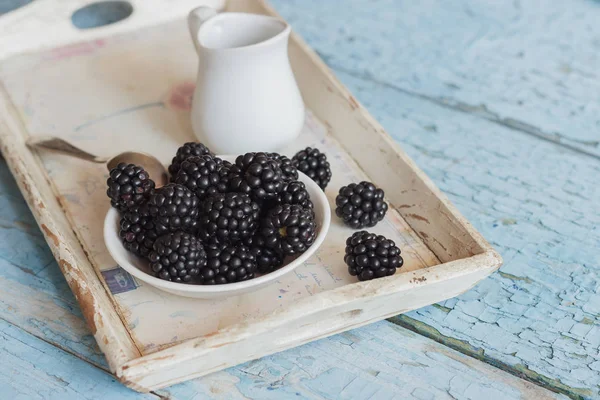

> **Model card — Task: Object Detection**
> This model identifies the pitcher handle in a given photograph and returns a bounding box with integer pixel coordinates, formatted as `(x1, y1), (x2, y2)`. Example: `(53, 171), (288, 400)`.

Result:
(188, 6), (219, 53)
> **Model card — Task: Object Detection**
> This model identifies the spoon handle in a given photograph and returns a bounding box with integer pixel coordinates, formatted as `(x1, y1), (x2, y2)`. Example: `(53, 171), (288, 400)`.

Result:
(26, 136), (109, 164)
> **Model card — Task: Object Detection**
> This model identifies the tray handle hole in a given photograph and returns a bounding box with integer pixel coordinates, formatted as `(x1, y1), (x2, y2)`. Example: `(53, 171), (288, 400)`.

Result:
(71, 1), (133, 30)
(0, 0), (35, 15)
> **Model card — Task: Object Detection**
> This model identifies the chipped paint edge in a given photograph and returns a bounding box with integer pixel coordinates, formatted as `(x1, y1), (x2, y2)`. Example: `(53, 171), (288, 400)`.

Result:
(0, 82), (141, 372)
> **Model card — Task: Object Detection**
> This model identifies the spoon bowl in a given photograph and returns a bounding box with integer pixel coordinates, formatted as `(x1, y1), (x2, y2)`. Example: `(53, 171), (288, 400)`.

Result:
(106, 151), (169, 187)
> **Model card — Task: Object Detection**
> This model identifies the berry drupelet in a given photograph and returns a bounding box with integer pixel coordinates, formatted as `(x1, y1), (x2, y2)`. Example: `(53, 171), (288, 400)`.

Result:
(174, 155), (229, 201)
(245, 234), (284, 274)
(119, 204), (158, 257)
(198, 192), (260, 244)
(106, 163), (155, 212)
(344, 231), (403, 281)
(228, 152), (285, 201)
(168, 142), (213, 178)
(292, 147), (332, 190)
(335, 181), (388, 229)
(149, 231), (207, 283)
(201, 243), (257, 284)
(260, 204), (316, 255)
(147, 183), (200, 235)
(267, 152), (298, 182)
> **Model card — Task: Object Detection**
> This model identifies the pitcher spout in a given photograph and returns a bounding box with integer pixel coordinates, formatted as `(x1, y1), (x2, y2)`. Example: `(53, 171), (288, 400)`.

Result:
(189, 9), (290, 53)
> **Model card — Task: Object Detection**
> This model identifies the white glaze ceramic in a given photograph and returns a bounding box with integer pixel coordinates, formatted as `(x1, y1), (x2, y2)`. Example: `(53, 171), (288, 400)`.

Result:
(104, 161), (331, 299)
(187, 6), (305, 154)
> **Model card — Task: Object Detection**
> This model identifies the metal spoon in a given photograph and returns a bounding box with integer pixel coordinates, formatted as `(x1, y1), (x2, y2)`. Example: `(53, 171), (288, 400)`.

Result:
(26, 136), (169, 187)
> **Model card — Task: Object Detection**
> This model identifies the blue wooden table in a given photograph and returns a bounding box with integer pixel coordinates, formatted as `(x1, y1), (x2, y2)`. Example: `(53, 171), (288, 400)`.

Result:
(1, 0), (598, 399)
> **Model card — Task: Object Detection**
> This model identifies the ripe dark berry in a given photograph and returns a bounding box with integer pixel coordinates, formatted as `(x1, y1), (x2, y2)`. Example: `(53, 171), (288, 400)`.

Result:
(119, 204), (158, 257)
(201, 243), (257, 284)
(260, 204), (316, 255)
(344, 231), (403, 281)
(147, 184), (200, 235)
(277, 180), (314, 212)
(168, 142), (213, 178)
(292, 147), (331, 189)
(335, 181), (388, 229)
(174, 155), (229, 201)
(149, 232), (207, 283)
(245, 235), (284, 274)
(228, 152), (285, 201)
(106, 163), (155, 212)
(198, 193), (260, 243)
(267, 152), (298, 182)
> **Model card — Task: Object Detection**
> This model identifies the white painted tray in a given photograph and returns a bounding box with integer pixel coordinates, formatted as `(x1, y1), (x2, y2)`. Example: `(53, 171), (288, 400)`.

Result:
(0, 0), (502, 392)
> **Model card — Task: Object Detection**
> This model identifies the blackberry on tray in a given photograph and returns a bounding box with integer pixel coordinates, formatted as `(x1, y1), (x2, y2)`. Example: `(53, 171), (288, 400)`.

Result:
(174, 154), (229, 201)
(335, 181), (388, 229)
(168, 142), (213, 178)
(201, 243), (258, 284)
(344, 231), (403, 281)
(106, 163), (155, 212)
(148, 231), (207, 283)
(228, 152), (285, 201)
(198, 192), (260, 244)
(260, 204), (316, 255)
(147, 183), (200, 235)
(292, 147), (332, 189)
(119, 204), (158, 257)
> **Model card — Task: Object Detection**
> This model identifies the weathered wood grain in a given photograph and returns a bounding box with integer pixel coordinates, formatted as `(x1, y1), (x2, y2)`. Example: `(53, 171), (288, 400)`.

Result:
(0, 156), (563, 399)
(270, 0), (600, 159)
(0, 319), (156, 399)
(325, 70), (599, 398)
(267, 3), (600, 397)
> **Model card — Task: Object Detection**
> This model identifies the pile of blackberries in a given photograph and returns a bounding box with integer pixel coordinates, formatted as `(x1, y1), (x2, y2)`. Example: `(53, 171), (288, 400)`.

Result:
(109, 142), (404, 284)
(108, 143), (330, 284)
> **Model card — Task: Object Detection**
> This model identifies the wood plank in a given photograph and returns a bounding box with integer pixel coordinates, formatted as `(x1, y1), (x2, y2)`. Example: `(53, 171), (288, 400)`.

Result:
(270, 0), (600, 158)
(321, 70), (599, 399)
(0, 319), (155, 400)
(0, 156), (563, 399)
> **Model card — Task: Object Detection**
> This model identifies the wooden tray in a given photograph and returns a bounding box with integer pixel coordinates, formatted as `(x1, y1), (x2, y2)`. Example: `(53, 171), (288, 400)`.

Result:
(0, 0), (502, 392)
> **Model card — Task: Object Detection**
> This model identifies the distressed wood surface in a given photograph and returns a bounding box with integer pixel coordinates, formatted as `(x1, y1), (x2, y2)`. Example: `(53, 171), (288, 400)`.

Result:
(0, 0), (597, 398)
(0, 319), (156, 400)
(266, 1), (600, 397)
(269, 0), (600, 159)
(0, 163), (565, 399)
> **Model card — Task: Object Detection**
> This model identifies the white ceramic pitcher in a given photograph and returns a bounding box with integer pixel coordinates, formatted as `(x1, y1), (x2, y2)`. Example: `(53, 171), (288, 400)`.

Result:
(187, 7), (305, 154)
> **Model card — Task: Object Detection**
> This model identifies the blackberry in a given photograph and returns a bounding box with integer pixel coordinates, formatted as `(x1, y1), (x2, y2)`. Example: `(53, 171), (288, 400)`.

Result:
(277, 180), (314, 212)
(201, 243), (257, 284)
(260, 204), (316, 255)
(148, 231), (207, 283)
(228, 152), (285, 201)
(198, 193), (260, 243)
(344, 231), (403, 281)
(245, 235), (284, 274)
(147, 183), (200, 235)
(292, 147), (332, 189)
(335, 181), (388, 229)
(168, 142), (213, 178)
(119, 204), (158, 257)
(106, 163), (155, 211)
(174, 155), (229, 201)
(267, 153), (298, 182)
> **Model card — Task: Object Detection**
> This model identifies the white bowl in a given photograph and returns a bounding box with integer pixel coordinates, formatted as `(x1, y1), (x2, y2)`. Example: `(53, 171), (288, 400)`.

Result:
(104, 163), (331, 299)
